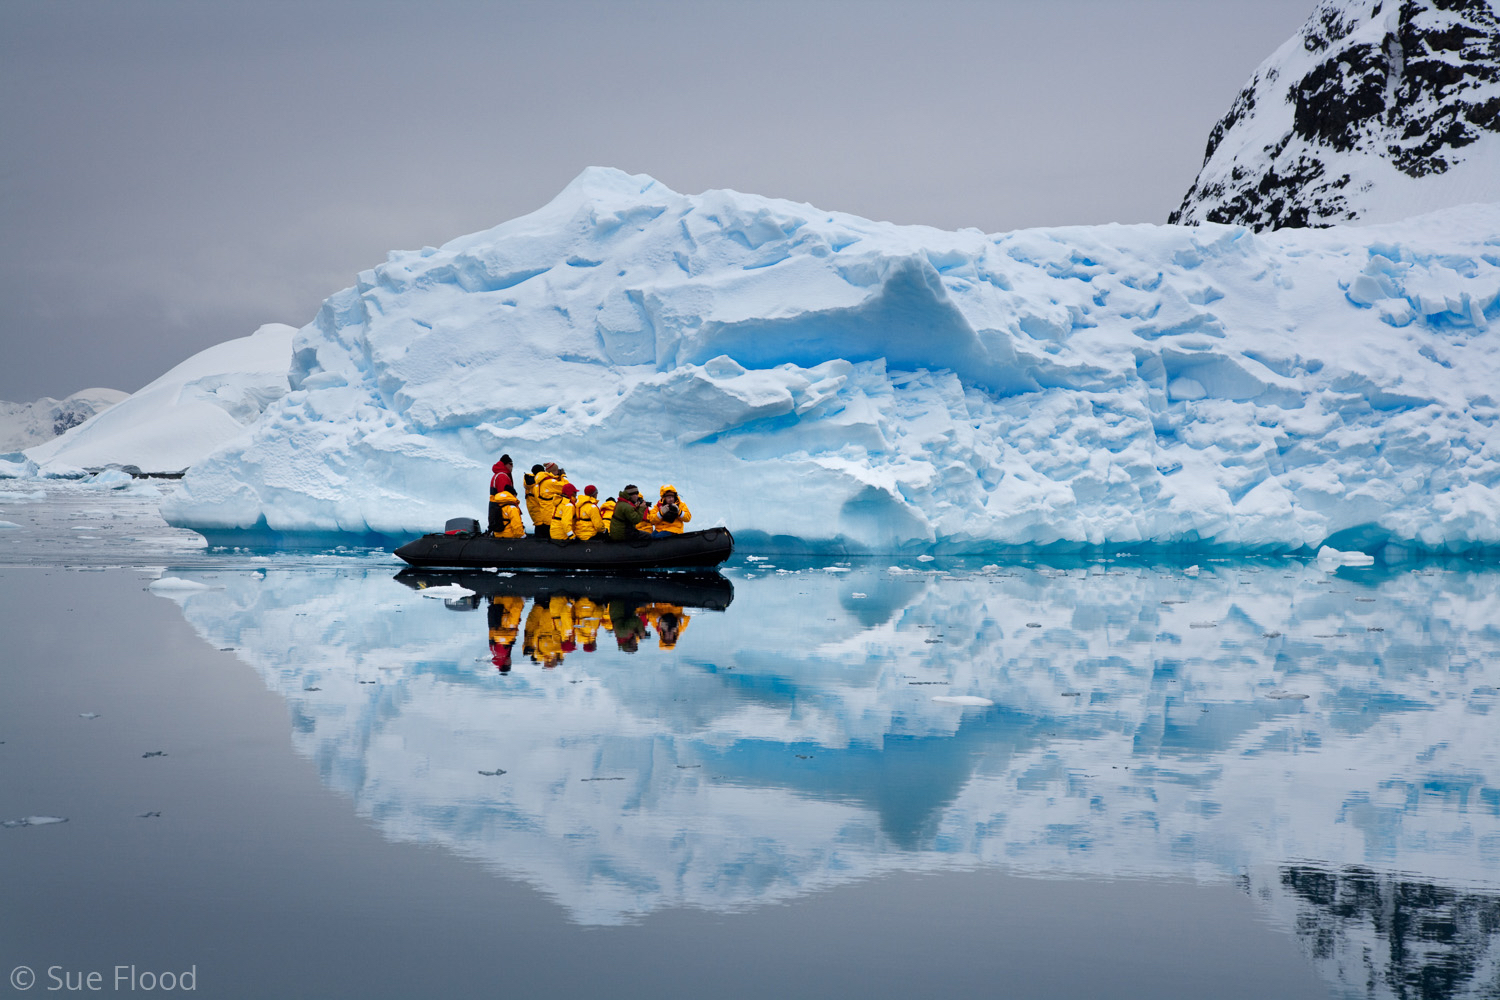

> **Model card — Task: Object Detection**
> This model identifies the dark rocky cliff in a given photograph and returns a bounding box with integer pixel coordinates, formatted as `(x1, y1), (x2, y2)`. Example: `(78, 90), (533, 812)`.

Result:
(1172, 0), (1500, 230)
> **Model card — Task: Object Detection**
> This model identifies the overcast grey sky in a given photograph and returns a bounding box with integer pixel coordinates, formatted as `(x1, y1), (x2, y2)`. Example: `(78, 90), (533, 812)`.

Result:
(0, 0), (1315, 401)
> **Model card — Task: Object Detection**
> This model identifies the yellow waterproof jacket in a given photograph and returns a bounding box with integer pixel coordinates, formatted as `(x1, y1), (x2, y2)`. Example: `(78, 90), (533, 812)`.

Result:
(574, 496), (605, 540)
(573, 597), (605, 647)
(549, 495), (577, 540)
(599, 497), (616, 523)
(490, 489), (525, 538)
(640, 603), (690, 648)
(647, 496), (692, 534)
(537, 472), (570, 527)
(524, 474), (544, 528)
(487, 595), (524, 644)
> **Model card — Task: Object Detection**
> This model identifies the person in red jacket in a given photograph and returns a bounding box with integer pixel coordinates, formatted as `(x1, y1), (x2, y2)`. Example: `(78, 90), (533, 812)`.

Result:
(487, 454), (514, 536)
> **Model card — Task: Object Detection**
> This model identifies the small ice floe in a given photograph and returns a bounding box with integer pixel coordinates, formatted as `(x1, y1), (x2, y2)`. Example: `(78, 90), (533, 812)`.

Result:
(1265, 690), (1310, 700)
(1161, 599), (1187, 605)
(746, 555), (768, 562)
(917, 554), (935, 563)
(79, 712), (100, 720)
(477, 769), (507, 777)
(931, 695), (994, 706)
(2, 815), (68, 828)
(417, 584), (475, 599)
(1316, 546), (1375, 567)
(1184, 565), (1200, 577)
(1189, 621), (1218, 629)
(0, 520), (20, 530)
(823, 566), (852, 573)
(851, 592), (866, 599)
(148, 577), (217, 592)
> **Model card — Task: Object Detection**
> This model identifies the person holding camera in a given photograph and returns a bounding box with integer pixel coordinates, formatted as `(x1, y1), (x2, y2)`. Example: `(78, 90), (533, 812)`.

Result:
(647, 485), (691, 535)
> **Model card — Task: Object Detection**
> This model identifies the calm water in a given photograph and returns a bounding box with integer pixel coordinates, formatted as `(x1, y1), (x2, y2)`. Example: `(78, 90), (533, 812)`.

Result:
(3, 483), (1499, 998)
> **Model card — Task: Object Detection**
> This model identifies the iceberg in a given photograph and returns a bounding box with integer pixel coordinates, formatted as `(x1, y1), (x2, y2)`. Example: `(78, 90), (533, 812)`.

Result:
(162, 168), (1500, 554)
(27, 323), (295, 477)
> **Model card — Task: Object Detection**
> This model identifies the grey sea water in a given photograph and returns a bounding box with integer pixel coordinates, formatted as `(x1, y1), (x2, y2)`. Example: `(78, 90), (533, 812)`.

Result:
(3, 482), (1498, 999)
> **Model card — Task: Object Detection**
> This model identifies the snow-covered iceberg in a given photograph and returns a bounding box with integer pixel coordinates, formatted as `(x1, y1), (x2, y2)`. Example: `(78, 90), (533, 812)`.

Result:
(28, 323), (294, 477)
(163, 169), (1500, 553)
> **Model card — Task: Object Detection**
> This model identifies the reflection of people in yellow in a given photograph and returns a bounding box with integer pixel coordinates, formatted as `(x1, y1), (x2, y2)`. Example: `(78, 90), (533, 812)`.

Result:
(524, 599), (565, 668)
(639, 603), (690, 649)
(487, 595), (524, 672)
(573, 596), (606, 652)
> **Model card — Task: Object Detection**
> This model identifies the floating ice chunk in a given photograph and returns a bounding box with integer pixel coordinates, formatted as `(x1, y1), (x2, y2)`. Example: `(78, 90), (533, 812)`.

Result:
(1316, 546), (1375, 567)
(0, 520), (19, 530)
(1184, 565), (1200, 576)
(148, 577), (217, 592)
(931, 695), (994, 706)
(85, 468), (136, 489)
(418, 584), (476, 599)
(917, 555), (936, 563)
(1265, 690), (1310, 700)
(79, 712), (100, 720)
(851, 592), (867, 599)
(2, 816), (68, 828)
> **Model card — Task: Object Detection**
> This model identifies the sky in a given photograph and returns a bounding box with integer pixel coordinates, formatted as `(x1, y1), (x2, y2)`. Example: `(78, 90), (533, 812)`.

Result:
(0, 0), (1317, 402)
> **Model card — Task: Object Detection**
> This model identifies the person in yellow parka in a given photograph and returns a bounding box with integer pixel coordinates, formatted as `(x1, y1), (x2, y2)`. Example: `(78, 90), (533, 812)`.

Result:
(598, 493), (617, 525)
(574, 485), (605, 541)
(647, 485), (691, 534)
(549, 483), (580, 540)
(524, 465), (546, 536)
(490, 486), (525, 538)
(536, 463), (570, 536)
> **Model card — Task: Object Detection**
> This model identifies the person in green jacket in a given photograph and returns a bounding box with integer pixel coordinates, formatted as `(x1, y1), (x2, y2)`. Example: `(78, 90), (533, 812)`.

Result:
(608, 484), (649, 541)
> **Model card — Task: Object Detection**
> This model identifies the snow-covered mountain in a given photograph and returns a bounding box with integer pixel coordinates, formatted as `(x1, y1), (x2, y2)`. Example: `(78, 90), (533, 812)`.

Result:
(1172, 0), (1500, 229)
(25, 323), (294, 476)
(0, 388), (126, 453)
(160, 168), (1500, 554)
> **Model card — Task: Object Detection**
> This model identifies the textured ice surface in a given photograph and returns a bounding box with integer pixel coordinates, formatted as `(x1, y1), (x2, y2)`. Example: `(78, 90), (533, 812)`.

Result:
(27, 324), (294, 476)
(159, 169), (1500, 553)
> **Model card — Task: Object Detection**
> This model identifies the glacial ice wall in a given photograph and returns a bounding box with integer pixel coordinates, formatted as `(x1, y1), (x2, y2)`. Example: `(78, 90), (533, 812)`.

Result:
(163, 168), (1500, 553)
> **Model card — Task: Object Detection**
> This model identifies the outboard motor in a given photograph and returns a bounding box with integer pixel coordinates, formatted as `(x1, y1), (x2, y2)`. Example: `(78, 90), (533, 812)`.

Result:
(445, 517), (481, 536)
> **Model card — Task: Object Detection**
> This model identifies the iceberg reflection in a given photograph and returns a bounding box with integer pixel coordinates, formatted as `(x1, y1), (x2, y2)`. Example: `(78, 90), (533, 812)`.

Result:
(153, 559), (1500, 977)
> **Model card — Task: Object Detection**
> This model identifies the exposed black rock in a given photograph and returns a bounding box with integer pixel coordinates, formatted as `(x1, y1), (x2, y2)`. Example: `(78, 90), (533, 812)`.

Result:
(1173, 0), (1500, 230)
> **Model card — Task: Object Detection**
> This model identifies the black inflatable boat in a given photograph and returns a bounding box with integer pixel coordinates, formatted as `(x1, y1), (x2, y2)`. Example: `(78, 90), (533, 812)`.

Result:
(393, 520), (734, 571)
(394, 569), (734, 610)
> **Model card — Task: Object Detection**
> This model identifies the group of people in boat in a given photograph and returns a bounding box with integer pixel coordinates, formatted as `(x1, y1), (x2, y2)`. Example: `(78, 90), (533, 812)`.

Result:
(486, 592), (689, 669)
(486, 455), (691, 543)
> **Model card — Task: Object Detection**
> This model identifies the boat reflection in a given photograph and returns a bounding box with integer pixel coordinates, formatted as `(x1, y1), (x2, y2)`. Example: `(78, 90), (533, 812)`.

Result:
(394, 569), (733, 669)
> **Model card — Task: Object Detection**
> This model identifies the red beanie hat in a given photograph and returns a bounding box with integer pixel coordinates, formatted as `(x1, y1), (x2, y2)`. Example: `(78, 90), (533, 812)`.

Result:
(584, 485), (597, 496)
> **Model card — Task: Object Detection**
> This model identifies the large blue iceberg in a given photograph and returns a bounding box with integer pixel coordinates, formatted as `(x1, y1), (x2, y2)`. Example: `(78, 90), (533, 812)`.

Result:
(163, 168), (1500, 553)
